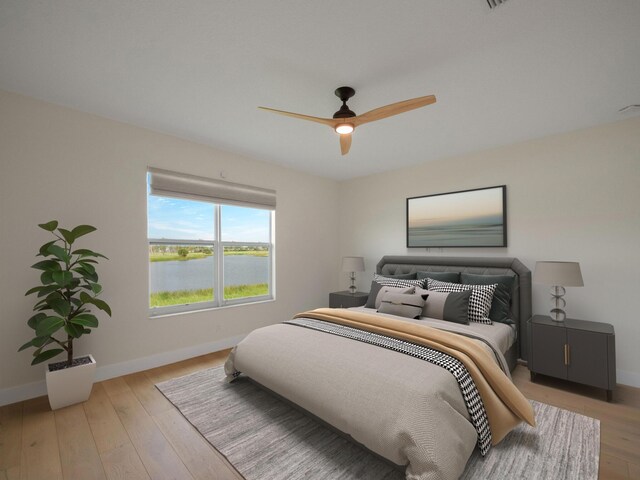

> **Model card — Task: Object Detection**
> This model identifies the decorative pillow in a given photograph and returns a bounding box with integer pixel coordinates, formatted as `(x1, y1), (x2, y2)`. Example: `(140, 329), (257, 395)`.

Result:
(416, 271), (461, 283)
(364, 281), (416, 309)
(416, 288), (471, 325)
(373, 273), (426, 289)
(427, 279), (497, 325)
(377, 292), (428, 319)
(461, 273), (515, 324)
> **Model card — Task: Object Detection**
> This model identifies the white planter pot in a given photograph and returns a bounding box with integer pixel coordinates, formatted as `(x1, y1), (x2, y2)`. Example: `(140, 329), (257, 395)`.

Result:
(45, 354), (96, 410)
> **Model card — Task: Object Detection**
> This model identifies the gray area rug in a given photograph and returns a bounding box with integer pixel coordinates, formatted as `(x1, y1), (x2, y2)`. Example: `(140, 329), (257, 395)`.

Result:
(156, 366), (600, 480)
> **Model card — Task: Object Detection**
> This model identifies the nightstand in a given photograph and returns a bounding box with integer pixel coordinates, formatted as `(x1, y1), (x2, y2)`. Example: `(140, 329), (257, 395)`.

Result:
(329, 291), (369, 308)
(529, 315), (616, 401)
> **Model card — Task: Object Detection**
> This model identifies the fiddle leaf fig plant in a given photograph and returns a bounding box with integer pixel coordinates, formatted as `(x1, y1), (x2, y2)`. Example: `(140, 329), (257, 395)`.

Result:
(19, 221), (111, 367)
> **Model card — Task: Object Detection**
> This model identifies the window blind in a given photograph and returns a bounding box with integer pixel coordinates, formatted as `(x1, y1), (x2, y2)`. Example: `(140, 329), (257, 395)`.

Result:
(148, 167), (276, 210)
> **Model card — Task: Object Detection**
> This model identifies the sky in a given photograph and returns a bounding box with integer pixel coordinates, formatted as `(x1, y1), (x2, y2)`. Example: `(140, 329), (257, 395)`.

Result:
(408, 187), (504, 228)
(147, 195), (270, 242)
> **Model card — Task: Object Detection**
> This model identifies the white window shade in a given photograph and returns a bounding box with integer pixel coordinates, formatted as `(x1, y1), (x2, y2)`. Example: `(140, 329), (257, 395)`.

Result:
(148, 167), (276, 210)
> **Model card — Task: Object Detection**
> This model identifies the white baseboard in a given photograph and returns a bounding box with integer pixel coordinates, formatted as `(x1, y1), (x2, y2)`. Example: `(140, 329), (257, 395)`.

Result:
(0, 333), (245, 407)
(617, 369), (640, 388)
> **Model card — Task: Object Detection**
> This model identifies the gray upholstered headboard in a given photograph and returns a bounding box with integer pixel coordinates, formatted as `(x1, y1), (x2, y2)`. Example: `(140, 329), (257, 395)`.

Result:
(376, 256), (532, 361)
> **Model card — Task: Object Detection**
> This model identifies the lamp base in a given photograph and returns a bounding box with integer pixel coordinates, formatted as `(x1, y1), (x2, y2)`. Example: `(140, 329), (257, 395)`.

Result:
(550, 285), (567, 321)
(349, 272), (357, 294)
(549, 308), (566, 322)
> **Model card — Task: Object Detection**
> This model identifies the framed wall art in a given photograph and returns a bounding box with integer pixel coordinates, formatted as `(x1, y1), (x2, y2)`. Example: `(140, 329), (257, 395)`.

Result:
(407, 185), (507, 248)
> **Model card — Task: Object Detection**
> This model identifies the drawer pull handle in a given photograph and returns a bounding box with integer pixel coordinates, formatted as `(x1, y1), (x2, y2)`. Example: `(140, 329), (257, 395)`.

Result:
(563, 344), (571, 365)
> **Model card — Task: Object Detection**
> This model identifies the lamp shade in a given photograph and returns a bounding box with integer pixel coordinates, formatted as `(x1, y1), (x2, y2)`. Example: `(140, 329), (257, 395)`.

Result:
(533, 261), (584, 286)
(342, 256), (365, 272)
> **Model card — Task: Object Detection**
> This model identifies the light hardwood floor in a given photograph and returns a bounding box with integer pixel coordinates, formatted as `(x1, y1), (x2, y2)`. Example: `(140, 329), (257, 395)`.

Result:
(1, 351), (638, 480)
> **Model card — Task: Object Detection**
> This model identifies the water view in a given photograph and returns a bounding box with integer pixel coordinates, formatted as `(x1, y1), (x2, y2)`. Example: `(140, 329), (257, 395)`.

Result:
(149, 255), (269, 293)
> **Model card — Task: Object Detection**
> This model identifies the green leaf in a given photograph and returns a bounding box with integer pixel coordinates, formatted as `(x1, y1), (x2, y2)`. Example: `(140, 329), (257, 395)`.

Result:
(82, 328), (91, 334)
(70, 313), (98, 328)
(35, 316), (65, 337)
(31, 260), (62, 271)
(25, 286), (46, 296)
(18, 339), (34, 352)
(33, 298), (48, 310)
(52, 271), (74, 287)
(64, 323), (84, 338)
(71, 225), (97, 240)
(38, 221), (58, 232)
(93, 298), (111, 316)
(32, 336), (52, 348)
(90, 283), (102, 295)
(77, 262), (96, 275)
(47, 297), (71, 317)
(58, 228), (75, 244)
(72, 248), (108, 259)
(73, 268), (98, 283)
(38, 240), (57, 257)
(47, 244), (71, 263)
(36, 284), (61, 298)
(27, 312), (47, 329)
(31, 349), (64, 365)
(40, 270), (55, 285)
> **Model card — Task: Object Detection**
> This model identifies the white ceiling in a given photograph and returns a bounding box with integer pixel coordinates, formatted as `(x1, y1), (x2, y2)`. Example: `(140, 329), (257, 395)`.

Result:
(1, 1), (639, 180)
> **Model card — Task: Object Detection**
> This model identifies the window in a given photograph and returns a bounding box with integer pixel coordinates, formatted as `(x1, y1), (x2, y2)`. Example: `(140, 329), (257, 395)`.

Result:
(147, 168), (275, 316)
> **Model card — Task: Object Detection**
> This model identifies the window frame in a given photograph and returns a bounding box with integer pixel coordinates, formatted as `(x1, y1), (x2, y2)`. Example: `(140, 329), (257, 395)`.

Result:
(148, 202), (274, 317)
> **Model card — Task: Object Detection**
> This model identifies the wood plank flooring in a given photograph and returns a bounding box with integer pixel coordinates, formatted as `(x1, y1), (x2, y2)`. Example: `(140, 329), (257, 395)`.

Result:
(1, 349), (638, 479)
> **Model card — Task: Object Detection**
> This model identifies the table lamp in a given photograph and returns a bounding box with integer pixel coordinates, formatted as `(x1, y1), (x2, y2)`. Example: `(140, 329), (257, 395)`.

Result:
(342, 256), (365, 295)
(533, 261), (584, 321)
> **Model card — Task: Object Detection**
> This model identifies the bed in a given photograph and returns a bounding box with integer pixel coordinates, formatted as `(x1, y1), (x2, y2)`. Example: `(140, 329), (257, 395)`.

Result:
(225, 256), (534, 480)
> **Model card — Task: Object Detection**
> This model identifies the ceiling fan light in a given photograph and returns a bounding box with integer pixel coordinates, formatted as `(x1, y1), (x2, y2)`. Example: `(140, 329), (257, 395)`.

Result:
(335, 124), (354, 134)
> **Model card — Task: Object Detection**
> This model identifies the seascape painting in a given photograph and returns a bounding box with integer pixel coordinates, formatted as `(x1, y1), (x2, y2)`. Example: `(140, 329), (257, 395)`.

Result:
(407, 186), (506, 247)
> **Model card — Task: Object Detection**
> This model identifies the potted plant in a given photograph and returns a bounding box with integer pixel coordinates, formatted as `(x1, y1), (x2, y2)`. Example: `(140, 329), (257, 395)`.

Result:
(19, 220), (111, 410)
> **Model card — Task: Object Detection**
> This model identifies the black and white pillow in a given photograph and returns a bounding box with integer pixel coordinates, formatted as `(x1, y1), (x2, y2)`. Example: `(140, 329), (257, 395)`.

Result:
(427, 279), (497, 325)
(373, 273), (426, 289)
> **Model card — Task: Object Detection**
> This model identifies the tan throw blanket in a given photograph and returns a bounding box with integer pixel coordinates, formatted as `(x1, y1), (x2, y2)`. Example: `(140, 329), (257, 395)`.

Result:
(294, 308), (535, 444)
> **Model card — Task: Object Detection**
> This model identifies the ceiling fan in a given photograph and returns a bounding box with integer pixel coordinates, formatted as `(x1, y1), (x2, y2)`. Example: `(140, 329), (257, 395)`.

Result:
(259, 87), (437, 155)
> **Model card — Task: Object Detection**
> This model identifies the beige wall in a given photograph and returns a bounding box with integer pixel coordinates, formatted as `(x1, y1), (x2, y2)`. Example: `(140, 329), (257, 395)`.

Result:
(0, 90), (340, 401)
(2, 88), (638, 403)
(339, 117), (640, 386)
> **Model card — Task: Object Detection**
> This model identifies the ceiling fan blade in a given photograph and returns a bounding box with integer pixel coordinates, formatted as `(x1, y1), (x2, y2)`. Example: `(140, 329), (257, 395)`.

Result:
(339, 133), (352, 155)
(354, 95), (436, 126)
(258, 106), (337, 127)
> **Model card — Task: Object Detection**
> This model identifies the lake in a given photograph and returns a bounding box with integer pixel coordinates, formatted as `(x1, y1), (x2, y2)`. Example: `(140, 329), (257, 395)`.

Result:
(150, 255), (269, 293)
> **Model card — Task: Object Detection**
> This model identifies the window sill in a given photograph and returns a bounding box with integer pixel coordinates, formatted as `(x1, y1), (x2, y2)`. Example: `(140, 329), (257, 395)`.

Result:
(149, 296), (275, 319)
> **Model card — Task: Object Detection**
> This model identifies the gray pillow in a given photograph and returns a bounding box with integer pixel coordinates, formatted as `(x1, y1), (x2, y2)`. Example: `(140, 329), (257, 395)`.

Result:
(416, 288), (471, 325)
(461, 273), (515, 324)
(416, 271), (461, 283)
(377, 292), (428, 319)
(365, 281), (416, 309)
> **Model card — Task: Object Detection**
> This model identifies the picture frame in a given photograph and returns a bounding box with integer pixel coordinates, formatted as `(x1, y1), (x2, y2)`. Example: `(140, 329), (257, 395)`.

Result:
(406, 185), (507, 248)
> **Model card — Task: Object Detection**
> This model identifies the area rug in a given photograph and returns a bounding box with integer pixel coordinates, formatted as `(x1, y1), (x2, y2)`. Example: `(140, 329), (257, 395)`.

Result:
(156, 366), (600, 480)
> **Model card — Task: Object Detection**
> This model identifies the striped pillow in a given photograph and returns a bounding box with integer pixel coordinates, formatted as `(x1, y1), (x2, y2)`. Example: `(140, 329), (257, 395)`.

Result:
(427, 278), (496, 325)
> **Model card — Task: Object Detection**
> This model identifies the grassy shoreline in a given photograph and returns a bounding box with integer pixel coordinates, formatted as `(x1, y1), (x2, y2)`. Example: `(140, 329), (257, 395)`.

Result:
(150, 250), (268, 262)
(150, 284), (269, 307)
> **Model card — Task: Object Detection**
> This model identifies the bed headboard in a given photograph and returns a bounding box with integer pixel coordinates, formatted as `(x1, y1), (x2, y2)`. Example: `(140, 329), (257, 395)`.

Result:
(376, 255), (532, 361)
